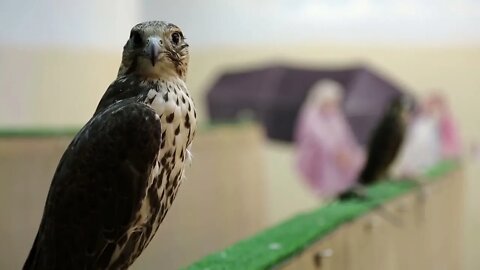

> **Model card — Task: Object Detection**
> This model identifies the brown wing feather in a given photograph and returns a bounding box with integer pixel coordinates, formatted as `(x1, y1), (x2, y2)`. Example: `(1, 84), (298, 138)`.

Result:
(24, 100), (161, 270)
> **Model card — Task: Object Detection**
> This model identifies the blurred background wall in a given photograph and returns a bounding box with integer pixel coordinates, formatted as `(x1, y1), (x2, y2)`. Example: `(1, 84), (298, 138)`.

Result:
(0, 0), (479, 269)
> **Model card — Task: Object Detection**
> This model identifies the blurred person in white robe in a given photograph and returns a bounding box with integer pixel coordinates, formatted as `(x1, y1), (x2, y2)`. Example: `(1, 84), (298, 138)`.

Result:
(392, 96), (442, 178)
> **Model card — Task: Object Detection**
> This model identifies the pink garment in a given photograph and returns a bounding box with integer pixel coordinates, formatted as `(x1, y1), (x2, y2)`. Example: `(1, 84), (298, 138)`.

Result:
(439, 111), (462, 159)
(294, 106), (365, 197)
(426, 93), (462, 159)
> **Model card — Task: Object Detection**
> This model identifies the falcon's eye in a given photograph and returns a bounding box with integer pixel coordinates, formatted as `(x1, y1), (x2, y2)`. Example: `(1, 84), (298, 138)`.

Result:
(130, 30), (143, 47)
(171, 32), (181, 45)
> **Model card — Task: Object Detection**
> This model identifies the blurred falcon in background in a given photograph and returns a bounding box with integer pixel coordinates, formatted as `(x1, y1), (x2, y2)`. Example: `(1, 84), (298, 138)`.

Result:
(340, 94), (414, 199)
(24, 21), (197, 270)
(358, 94), (414, 186)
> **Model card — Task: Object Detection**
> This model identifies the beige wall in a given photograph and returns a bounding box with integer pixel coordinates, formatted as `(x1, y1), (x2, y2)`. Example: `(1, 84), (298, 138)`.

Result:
(0, 47), (119, 127)
(1, 44), (479, 269)
(3, 45), (480, 136)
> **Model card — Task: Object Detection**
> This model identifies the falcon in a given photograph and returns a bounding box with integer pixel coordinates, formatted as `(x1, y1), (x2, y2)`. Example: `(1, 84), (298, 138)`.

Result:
(23, 21), (197, 270)
(339, 94), (414, 200)
(358, 94), (414, 186)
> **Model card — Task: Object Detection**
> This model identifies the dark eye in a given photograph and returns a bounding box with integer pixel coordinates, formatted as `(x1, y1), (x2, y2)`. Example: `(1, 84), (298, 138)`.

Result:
(171, 32), (181, 45)
(130, 30), (143, 46)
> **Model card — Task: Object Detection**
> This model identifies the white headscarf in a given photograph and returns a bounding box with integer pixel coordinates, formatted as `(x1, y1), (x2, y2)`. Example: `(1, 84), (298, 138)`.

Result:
(305, 80), (343, 108)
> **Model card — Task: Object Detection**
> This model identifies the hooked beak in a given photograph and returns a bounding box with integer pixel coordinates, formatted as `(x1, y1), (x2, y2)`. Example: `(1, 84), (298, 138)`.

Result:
(146, 37), (161, 66)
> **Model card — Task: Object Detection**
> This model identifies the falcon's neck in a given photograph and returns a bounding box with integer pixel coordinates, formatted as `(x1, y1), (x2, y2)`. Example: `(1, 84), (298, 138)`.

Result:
(143, 76), (190, 98)
(135, 64), (187, 82)
(118, 56), (188, 82)
(94, 74), (189, 116)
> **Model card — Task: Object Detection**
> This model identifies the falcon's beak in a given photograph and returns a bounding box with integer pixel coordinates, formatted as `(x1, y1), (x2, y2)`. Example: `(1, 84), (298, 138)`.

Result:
(146, 37), (162, 67)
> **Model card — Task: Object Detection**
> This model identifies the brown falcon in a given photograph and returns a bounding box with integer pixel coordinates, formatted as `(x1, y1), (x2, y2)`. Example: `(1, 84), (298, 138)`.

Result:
(23, 21), (197, 269)
(339, 94), (414, 200)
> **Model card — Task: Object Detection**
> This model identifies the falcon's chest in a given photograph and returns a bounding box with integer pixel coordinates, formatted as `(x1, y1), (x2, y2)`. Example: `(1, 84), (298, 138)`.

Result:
(146, 78), (196, 198)
(106, 79), (197, 268)
(128, 79), (196, 250)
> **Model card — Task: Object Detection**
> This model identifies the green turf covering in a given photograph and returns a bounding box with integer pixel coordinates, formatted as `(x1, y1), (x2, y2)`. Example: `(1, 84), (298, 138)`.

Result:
(0, 127), (81, 137)
(0, 121), (251, 138)
(185, 160), (459, 270)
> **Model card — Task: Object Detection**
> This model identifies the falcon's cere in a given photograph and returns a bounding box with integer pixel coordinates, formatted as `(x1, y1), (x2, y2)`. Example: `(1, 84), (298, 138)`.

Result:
(24, 21), (197, 270)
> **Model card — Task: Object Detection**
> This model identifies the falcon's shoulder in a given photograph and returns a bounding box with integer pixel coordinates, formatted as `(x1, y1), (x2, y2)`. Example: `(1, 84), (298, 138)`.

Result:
(94, 76), (148, 115)
(25, 99), (162, 269)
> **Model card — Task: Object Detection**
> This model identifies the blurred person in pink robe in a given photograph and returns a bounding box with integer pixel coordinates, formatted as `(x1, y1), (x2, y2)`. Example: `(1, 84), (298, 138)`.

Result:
(428, 92), (462, 159)
(294, 80), (365, 198)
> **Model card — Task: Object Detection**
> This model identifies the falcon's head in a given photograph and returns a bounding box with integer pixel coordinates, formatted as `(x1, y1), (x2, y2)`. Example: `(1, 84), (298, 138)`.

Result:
(118, 21), (189, 80)
(390, 94), (416, 124)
